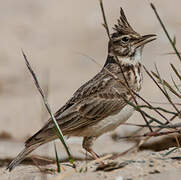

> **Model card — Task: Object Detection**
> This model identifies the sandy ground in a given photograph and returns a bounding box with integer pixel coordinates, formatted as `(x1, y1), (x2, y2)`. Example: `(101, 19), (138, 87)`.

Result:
(1, 143), (181, 180)
(0, 0), (181, 179)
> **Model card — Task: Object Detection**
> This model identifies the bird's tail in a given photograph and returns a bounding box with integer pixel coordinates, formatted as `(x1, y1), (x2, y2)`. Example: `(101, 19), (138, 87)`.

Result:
(7, 127), (56, 171)
(7, 143), (42, 171)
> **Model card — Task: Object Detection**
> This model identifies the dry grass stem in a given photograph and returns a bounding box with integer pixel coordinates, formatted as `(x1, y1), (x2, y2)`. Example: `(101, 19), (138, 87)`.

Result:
(21, 50), (74, 167)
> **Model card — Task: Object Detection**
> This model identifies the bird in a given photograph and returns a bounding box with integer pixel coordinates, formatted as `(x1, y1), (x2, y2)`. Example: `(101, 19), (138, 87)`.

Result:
(7, 8), (156, 171)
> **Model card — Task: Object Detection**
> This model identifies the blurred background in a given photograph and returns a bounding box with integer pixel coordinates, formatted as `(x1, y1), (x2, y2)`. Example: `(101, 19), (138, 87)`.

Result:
(0, 0), (181, 157)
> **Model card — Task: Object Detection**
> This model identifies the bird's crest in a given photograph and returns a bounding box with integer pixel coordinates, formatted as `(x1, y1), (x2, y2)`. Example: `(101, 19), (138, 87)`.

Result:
(112, 8), (139, 37)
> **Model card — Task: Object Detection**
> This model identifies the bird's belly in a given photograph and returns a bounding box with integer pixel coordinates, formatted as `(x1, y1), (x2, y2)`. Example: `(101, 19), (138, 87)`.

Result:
(78, 105), (134, 137)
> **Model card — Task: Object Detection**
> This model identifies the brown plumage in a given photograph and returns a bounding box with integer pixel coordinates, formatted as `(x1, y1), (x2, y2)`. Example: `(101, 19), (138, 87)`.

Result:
(7, 8), (156, 171)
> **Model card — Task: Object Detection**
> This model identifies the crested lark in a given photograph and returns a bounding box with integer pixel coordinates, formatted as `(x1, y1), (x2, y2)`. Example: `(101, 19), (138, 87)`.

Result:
(7, 8), (156, 171)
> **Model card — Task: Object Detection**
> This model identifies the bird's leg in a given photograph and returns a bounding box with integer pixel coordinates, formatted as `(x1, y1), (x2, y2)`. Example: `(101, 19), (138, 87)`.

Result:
(82, 137), (104, 166)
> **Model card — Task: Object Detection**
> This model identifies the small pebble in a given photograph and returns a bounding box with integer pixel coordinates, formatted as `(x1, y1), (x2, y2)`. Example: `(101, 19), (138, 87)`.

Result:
(149, 169), (160, 174)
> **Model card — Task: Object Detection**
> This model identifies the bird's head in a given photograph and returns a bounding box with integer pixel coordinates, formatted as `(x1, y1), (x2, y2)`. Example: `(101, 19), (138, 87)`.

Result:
(108, 8), (156, 65)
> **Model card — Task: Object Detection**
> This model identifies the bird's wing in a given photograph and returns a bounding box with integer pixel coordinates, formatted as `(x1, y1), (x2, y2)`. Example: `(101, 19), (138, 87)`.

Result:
(47, 66), (133, 134)
(54, 62), (132, 119)
(56, 93), (131, 134)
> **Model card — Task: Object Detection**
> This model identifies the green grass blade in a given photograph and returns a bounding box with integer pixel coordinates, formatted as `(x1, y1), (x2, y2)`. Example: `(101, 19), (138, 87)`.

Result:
(150, 3), (181, 62)
(171, 75), (181, 95)
(54, 142), (61, 173)
(163, 147), (179, 157)
(170, 63), (181, 81)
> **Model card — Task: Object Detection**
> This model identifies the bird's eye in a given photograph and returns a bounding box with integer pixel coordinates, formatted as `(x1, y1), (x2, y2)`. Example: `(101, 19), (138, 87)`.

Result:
(121, 36), (130, 43)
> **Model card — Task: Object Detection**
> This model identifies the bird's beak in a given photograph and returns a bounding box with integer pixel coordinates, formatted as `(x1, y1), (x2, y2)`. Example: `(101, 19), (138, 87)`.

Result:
(134, 34), (156, 49)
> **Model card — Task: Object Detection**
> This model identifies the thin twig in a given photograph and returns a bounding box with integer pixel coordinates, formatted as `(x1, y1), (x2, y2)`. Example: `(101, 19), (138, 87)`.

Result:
(21, 50), (74, 164)
(150, 3), (181, 62)
(130, 85), (170, 123)
(139, 105), (177, 115)
(143, 65), (180, 115)
(124, 122), (181, 129)
(149, 101), (181, 106)
(99, 0), (111, 40)
(117, 128), (181, 140)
